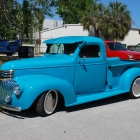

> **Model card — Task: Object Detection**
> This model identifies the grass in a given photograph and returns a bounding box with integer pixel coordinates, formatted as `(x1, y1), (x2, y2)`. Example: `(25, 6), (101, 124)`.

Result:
(0, 60), (2, 66)
(0, 56), (19, 66)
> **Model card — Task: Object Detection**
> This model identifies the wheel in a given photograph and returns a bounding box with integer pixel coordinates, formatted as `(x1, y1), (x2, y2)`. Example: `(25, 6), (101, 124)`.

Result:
(129, 77), (140, 99)
(35, 90), (58, 116)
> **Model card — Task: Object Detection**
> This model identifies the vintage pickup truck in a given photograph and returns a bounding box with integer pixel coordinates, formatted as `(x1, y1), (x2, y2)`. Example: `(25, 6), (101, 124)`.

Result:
(1, 36), (140, 116)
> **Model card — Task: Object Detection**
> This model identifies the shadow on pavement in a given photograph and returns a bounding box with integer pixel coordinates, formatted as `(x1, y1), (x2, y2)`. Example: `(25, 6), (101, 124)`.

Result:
(1, 107), (38, 119)
(0, 94), (129, 118)
(57, 94), (129, 113)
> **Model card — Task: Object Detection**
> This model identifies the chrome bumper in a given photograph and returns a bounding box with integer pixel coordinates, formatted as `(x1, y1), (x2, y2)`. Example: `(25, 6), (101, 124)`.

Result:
(0, 103), (21, 112)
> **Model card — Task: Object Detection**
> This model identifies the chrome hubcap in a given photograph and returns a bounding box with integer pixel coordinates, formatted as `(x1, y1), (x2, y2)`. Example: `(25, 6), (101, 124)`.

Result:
(132, 78), (140, 97)
(44, 90), (58, 114)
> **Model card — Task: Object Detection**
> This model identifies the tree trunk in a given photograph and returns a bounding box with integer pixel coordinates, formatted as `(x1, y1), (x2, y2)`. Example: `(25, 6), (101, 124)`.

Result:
(38, 29), (41, 54)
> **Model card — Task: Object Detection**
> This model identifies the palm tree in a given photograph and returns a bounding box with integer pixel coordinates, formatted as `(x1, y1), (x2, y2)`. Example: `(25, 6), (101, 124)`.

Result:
(81, 1), (104, 37)
(99, 1), (132, 40)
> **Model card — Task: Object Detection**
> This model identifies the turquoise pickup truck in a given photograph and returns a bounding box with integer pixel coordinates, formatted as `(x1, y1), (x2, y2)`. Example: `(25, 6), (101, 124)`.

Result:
(1, 36), (140, 116)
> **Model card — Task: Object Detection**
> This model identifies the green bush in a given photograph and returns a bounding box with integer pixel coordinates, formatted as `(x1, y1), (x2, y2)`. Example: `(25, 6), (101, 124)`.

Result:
(123, 44), (127, 47)
(0, 60), (2, 66)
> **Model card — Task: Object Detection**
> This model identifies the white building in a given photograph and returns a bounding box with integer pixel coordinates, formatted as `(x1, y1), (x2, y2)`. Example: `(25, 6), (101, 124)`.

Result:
(120, 28), (140, 46)
(40, 23), (140, 52)
(43, 19), (63, 30)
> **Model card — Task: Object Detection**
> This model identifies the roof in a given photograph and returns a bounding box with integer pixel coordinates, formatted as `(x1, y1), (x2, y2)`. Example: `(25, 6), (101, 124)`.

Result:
(43, 36), (103, 44)
(41, 23), (140, 33)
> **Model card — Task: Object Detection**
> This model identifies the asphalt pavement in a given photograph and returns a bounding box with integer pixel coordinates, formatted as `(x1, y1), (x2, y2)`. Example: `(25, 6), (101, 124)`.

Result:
(0, 94), (140, 140)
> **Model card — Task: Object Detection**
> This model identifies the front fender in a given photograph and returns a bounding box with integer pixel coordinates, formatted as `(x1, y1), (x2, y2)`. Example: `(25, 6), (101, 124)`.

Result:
(119, 68), (140, 91)
(13, 75), (76, 110)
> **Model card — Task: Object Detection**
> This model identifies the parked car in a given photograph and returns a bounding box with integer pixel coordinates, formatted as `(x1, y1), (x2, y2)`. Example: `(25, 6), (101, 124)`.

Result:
(127, 43), (140, 52)
(105, 41), (140, 60)
(1, 36), (140, 117)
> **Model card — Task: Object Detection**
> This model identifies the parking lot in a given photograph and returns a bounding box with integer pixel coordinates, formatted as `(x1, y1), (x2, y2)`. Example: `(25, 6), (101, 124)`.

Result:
(0, 94), (140, 140)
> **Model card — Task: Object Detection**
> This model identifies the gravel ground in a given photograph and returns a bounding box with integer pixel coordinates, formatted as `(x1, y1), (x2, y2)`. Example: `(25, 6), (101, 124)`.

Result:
(0, 94), (140, 140)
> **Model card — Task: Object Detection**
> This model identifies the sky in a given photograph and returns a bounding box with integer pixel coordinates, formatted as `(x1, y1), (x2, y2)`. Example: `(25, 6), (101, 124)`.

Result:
(18, 0), (140, 28)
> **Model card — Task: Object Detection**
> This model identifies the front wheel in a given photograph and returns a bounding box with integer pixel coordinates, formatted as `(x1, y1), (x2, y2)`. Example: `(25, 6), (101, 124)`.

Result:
(129, 77), (140, 99)
(35, 90), (58, 116)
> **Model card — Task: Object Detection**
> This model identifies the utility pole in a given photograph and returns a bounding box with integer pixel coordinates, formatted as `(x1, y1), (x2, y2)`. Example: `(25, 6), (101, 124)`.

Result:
(34, 0), (38, 55)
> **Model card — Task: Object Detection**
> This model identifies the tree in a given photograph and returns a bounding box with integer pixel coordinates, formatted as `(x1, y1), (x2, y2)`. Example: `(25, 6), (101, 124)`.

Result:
(56, 0), (94, 24)
(80, 1), (104, 37)
(29, 0), (56, 16)
(0, 0), (56, 40)
(21, 0), (34, 42)
(99, 1), (132, 40)
(0, 0), (21, 39)
(34, 8), (45, 53)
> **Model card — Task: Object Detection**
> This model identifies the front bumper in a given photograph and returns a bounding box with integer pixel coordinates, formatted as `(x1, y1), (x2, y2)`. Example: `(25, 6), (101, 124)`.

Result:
(0, 103), (21, 112)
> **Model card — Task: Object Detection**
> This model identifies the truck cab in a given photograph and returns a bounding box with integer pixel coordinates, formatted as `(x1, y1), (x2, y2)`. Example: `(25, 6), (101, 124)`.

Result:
(0, 36), (140, 117)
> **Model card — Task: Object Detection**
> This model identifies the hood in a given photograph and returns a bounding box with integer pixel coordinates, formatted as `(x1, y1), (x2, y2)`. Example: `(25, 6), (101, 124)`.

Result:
(113, 50), (140, 55)
(1, 55), (69, 70)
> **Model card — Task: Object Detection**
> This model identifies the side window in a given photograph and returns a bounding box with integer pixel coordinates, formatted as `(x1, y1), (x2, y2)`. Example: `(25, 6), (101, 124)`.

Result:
(79, 45), (100, 58)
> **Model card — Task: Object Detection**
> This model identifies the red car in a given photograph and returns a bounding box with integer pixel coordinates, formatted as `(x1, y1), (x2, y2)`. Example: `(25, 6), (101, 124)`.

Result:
(105, 41), (140, 60)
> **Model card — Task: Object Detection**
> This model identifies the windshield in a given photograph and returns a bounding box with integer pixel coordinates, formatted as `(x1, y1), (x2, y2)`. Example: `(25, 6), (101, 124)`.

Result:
(46, 42), (79, 56)
(107, 42), (127, 51)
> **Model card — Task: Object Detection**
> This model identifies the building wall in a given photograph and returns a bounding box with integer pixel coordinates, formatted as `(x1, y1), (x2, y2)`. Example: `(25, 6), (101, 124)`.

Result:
(43, 19), (63, 30)
(41, 24), (140, 52)
(119, 28), (140, 47)
(41, 24), (88, 52)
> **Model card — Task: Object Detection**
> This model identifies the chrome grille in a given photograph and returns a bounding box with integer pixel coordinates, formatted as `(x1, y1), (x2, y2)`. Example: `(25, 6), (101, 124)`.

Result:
(0, 79), (16, 104)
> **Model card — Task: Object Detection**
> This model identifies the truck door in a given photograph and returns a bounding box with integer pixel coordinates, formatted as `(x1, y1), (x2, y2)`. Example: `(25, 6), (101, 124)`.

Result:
(74, 44), (107, 94)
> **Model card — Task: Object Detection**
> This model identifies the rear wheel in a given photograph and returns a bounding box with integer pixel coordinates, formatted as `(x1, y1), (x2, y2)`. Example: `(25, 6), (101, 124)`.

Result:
(35, 90), (58, 116)
(129, 77), (140, 99)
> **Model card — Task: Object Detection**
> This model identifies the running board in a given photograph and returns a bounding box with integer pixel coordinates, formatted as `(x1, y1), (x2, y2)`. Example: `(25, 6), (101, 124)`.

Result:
(66, 89), (128, 107)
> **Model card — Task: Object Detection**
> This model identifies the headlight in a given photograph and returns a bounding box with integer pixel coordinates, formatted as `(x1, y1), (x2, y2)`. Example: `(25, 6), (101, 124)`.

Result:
(128, 55), (134, 60)
(14, 85), (20, 95)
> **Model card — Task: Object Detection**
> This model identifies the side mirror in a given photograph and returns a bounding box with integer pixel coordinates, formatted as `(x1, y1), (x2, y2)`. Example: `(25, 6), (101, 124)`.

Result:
(82, 56), (86, 60)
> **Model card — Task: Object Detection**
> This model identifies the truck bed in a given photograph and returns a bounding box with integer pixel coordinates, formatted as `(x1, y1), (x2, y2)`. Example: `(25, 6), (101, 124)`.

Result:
(107, 57), (140, 87)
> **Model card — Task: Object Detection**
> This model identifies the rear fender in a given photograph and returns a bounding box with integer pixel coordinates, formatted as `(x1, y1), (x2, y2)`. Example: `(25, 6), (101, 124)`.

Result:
(119, 68), (140, 91)
(14, 75), (76, 110)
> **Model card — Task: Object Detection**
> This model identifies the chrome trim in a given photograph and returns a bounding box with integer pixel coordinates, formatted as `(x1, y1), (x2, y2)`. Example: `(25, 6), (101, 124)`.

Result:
(0, 70), (14, 78)
(132, 78), (140, 97)
(0, 103), (21, 112)
(0, 79), (16, 105)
